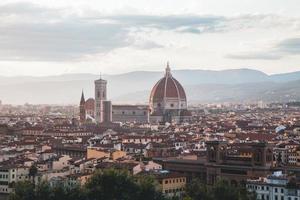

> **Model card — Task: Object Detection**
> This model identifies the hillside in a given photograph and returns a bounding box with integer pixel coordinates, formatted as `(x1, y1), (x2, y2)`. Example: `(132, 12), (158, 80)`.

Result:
(0, 68), (299, 104)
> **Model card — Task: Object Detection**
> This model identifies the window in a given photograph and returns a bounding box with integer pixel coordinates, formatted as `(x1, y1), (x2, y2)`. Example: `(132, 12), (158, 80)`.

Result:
(274, 195), (278, 200)
(165, 180), (168, 184)
(170, 104), (174, 107)
(275, 188), (278, 193)
(281, 188), (283, 193)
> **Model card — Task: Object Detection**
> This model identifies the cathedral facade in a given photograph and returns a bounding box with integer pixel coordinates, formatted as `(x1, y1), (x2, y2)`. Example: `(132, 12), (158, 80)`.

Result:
(79, 63), (191, 124)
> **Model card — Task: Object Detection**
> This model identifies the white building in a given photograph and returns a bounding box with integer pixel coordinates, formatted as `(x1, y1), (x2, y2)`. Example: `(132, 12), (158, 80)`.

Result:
(247, 171), (300, 200)
(0, 166), (29, 194)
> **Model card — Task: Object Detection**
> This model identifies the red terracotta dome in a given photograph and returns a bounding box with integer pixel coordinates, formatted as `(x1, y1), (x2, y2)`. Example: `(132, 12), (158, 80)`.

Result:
(85, 98), (95, 110)
(150, 64), (186, 102)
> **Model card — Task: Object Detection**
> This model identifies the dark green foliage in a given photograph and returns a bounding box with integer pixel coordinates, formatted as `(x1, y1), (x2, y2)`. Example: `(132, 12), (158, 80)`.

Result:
(9, 169), (166, 200)
(9, 181), (35, 200)
(185, 179), (256, 200)
(185, 179), (211, 200)
(9, 170), (256, 200)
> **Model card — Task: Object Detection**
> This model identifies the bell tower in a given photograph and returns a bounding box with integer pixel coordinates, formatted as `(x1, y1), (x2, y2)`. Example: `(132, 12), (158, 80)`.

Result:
(94, 75), (107, 123)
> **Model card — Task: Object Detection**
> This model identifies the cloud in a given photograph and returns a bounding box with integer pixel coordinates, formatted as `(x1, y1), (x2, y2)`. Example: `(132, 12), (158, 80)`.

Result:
(227, 37), (300, 60)
(0, 21), (131, 61)
(98, 15), (225, 33)
(276, 37), (300, 54)
(226, 52), (283, 60)
(0, 2), (299, 62)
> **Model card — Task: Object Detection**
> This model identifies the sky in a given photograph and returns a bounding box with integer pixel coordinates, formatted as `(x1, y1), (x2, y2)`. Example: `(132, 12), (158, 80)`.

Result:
(0, 0), (299, 76)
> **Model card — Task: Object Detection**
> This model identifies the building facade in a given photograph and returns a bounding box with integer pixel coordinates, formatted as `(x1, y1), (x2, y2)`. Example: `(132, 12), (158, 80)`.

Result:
(247, 171), (300, 200)
(112, 105), (149, 123)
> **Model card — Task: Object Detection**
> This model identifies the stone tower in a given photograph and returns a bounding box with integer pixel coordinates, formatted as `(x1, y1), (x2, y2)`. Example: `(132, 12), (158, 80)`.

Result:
(94, 76), (107, 123)
(79, 90), (86, 123)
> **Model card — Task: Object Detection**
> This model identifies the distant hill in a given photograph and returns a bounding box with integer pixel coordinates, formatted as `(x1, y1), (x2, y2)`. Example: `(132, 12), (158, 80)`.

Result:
(270, 71), (300, 82)
(0, 68), (300, 104)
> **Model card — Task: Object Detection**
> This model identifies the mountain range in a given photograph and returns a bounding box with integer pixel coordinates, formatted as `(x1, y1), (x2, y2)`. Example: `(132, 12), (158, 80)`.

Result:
(0, 68), (300, 105)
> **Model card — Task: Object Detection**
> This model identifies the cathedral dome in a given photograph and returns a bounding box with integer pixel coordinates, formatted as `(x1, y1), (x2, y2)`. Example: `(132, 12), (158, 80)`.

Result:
(85, 98), (95, 110)
(149, 63), (187, 116)
(150, 63), (186, 103)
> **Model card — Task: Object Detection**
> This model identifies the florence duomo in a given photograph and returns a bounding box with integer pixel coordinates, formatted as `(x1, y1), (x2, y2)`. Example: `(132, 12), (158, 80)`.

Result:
(79, 62), (191, 125)
(1, 0), (300, 200)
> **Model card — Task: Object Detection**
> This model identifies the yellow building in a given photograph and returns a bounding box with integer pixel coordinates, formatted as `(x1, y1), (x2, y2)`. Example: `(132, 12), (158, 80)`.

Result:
(154, 172), (186, 198)
(296, 148), (300, 166)
(87, 148), (126, 161)
(111, 150), (126, 160)
(87, 148), (109, 159)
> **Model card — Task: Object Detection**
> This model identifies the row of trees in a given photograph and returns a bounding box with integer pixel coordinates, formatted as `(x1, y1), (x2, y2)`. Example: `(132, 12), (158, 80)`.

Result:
(9, 169), (256, 200)
(9, 169), (167, 200)
(184, 179), (256, 200)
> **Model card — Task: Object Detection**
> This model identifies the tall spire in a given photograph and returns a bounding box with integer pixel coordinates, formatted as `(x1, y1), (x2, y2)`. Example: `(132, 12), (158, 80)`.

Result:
(80, 89), (85, 104)
(165, 61), (171, 77)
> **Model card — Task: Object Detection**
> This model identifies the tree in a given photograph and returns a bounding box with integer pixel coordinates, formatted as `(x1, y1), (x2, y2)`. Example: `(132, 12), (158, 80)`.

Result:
(9, 181), (35, 200)
(185, 179), (256, 200)
(135, 174), (166, 200)
(29, 165), (38, 184)
(86, 169), (139, 200)
(211, 180), (239, 200)
(185, 178), (212, 200)
(35, 181), (51, 200)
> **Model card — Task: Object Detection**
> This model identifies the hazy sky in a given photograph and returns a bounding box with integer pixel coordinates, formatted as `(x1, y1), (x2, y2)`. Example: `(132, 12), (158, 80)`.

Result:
(0, 0), (299, 76)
